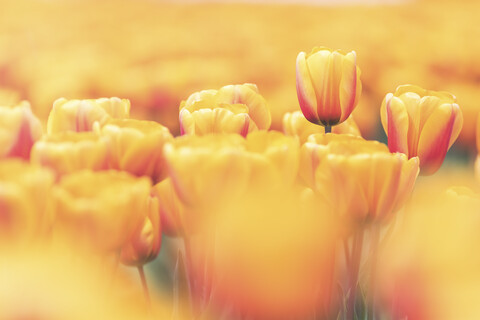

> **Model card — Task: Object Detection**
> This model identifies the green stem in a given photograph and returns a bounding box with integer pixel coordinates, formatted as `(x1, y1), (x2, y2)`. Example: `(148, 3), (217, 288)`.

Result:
(369, 227), (380, 320)
(347, 229), (364, 320)
(325, 125), (332, 134)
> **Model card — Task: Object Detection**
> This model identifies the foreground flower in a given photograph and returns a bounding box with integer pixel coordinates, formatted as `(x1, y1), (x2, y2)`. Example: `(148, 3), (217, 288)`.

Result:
(179, 83), (271, 135)
(47, 97), (130, 134)
(53, 170), (151, 251)
(301, 134), (419, 225)
(0, 160), (55, 246)
(120, 197), (161, 266)
(283, 110), (360, 143)
(0, 101), (42, 160)
(381, 85), (463, 175)
(98, 119), (173, 182)
(296, 47), (362, 127)
(31, 132), (109, 176)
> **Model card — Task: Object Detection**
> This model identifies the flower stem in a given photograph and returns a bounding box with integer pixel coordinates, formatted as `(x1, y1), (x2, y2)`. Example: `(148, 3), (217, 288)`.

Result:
(325, 125), (332, 134)
(138, 265), (151, 310)
(347, 229), (364, 320)
(369, 226), (380, 320)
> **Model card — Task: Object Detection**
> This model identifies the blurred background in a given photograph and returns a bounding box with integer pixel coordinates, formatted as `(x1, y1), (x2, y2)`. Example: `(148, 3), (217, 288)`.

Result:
(1, 0), (479, 158)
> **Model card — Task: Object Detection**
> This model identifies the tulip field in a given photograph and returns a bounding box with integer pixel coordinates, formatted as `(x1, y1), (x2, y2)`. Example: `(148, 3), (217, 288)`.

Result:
(1, 0), (480, 319)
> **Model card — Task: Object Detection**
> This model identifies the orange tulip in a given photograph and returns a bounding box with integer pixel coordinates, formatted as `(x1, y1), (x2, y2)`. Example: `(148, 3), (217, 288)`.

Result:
(0, 101), (42, 160)
(179, 83), (271, 135)
(31, 132), (109, 177)
(97, 119), (173, 182)
(47, 97), (130, 134)
(381, 85), (463, 175)
(296, 47), (362, 127)
(53, 170), (151, 251)
(301, 134), (419, 225)
(120, 196), (161, 266)
(283, 110), (361, 144)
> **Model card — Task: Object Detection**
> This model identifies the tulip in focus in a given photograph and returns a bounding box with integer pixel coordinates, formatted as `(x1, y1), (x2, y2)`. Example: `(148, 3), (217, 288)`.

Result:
(53, 170), (151, 251)
(0, 101), (42, 160)
(179, 83), (271, 136)
(283, 110), (361, 143)
(47, 97), (130, 134)
(381, 85), (463, 175)
(296, 47), (362, 128)
(98, 119), (173, 182)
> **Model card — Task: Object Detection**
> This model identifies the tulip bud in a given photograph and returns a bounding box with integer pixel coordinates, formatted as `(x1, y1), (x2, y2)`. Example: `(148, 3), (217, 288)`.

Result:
(381, 85), (463, 175)
(0, 101), (42, 160)
(296, 47), (362, 127)
(120, 196), (161, 266)
(47, 97), (130, 134)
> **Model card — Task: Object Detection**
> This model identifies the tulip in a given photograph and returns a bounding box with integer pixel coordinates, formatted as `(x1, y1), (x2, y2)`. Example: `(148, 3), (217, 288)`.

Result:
(53, 170), (151, 251)
(0, 101), (42, 160)
(380, 85), (463, 175)
(283, 110), (361, 144)
(47, 97), (130, 134)
(301, 134), (419, 225)
(97, 119), (173, 182)
(120, 196), (161, 266)
(179, 83), (271, 135)
(0, 160), (55, 246)
(296, 47), (362, 128)
(31, 132), (109, 177)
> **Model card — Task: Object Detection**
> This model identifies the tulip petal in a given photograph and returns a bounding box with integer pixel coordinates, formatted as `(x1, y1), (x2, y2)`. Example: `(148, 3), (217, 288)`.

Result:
(339, 51), (360, 123)
(384, 95), (409, 155)
(296, 52), (319, 124)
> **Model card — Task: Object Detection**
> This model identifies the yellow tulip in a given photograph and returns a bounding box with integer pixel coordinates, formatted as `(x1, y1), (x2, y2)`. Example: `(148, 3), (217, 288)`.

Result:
(301, 134), (419, 225)
(296, 47), (362, 127)
(0, 101), (42, 160)
(97, 119), (173, 182)
(47, 97), (130, 134)
(381, 85), (463, 175)
(0, 160), (55, 246)
(120, 196), (161, 266)
(31, 132), (109, 176)
(283, 110), (361, 144)
(179, 83), (271, 135)
(53, 170), (151, 251)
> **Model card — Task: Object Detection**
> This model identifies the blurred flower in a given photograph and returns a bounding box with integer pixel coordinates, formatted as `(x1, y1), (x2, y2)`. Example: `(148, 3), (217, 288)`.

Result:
(283, 110), (360, 144)
(381, 85), (463, 175)
(120, 196), (161, 266)
(0, 101), (42, 160)
(53, 170), (151, 252)
(31, 131), (109, 177)
(47, 97), (130, 134)
(300, 134), (419, 225)
(97, 119), (173, 182)
(0, 160), (55, 246)
(296, 47), (362, 127)
(179, 83), (271, 135)
(151, 178), (187, 237)
(0, 88), (21, 106)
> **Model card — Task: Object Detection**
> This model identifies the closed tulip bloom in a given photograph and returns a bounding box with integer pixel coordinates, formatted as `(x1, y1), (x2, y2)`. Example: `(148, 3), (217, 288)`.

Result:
(296, 47), (362, 127)
(180, 83), (271, 135)
(120, 196), (161, 266)
(53, 170), (151, 251)
(283, 110), (360, 144)
(302, 134), (419, 225)
(0, 160), (55, 246)
(98, 119), (173, 182)
(31, 132), (109, 177)
(47, 97), (130, 134)
(0, 101), (42, 160)
(381, 85), (463, 175)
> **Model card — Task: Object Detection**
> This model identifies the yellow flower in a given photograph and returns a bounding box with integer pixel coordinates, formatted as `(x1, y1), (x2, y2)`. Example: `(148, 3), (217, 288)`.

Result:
(31, 132), (109, 176)
(0, 101), (42, 160)
(97, 119), (173, 182)
(301, 134), (419, 225)
(0, 160), (55, 246)
(53, 170), (151, 251)
(120, 196), (161, 266)
(296, 47), (362, 127)
(179, 83), (271, 135)
(381, 85), (463, 175)
(47, 97), (130, 134)
(283, 110), (361, 144)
